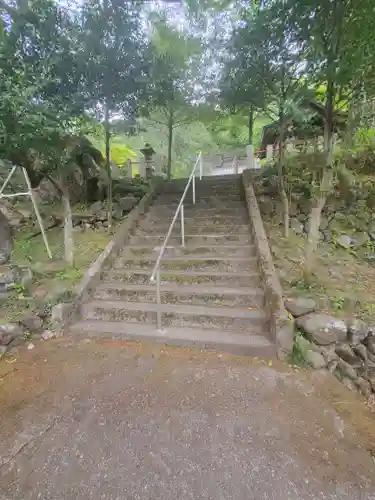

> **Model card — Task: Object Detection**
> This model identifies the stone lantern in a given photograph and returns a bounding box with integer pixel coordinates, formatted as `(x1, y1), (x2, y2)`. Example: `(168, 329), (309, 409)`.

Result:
(140, 143), (155, 179)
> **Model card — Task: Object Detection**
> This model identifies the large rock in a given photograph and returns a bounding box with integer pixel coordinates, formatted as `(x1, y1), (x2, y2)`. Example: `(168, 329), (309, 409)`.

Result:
(336, 234), (352, 249)
(355, 377), (372, 398)
(296, 313), (347, 345)
(352, 232), (369, 249)
(0, 211), (12, 264)
(335, 343), (362, 365)
(285, 297), (316, 318)
(0, 323), (22, 338)
(358, 366), (375, 391)
(21, 315), (43, 331)
(0, 266), (33, 292)
(335, 358), (358, 381)
(290, 219), (304, 235)
(305, 349), (326, 369)
(90, 201), (103, 214)
(118, 196), (138, 212)
(0, 200), (23, 227)
(352, 344), (368, 362)
(363, 335), (375, 355)
(347, 318), (371, 344)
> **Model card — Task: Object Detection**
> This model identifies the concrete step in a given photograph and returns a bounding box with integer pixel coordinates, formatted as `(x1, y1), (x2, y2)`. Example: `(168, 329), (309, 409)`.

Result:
(163, 174), (241, 188)
(106, 269), (260, 287)
(120, 244), (257, 258)
(129, 233), (253, 246)
(143, 213), (249, 225)
(154, 194), (244, 204)
(69, 321), (275, 357)
(150, 206), (248, 217)
(152, 201), (246, 210)
(114, 256), (258, 273)
(83, 300), (267, 332)
(94, 282), (264, 307)
(135, 224), (250, 236)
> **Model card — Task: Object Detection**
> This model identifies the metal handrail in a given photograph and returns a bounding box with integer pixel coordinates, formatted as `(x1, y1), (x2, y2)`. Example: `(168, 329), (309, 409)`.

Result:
(150, 152), (203, 330)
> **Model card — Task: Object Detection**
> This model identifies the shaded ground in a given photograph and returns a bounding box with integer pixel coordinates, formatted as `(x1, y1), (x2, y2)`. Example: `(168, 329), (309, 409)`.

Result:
(1, 337), (375, 499)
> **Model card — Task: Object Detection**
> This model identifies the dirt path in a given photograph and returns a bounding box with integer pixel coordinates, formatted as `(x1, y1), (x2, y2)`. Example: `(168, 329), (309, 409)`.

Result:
(1, 336), (375, 499)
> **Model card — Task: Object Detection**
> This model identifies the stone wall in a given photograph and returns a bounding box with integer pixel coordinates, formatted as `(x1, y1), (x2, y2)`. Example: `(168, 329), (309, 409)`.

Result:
(287, 297), (375, 399)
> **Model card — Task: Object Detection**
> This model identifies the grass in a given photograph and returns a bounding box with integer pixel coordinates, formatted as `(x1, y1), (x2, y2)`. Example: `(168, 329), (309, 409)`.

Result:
(262, 213), (375, 325)
(0, 220), (112, 324)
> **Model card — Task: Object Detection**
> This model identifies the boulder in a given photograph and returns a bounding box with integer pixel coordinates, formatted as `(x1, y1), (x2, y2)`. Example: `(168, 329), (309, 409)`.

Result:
(90, 201), (103, 214)
(118, 196), (138, 213)
(355, 377), (372, 398)
(322, 230), (333, 243)
(363, 335), (375, 355)
(352, 232), (370, 249)
(319, 345), (339, 363)
(0, 266), (33, 292)
(0, 322), (22, 335)
(0, 200), (23, 227)
(335, 343), (362, 365)
(0, 211), (12, 264)
(336, 234), (352, 249)
(0, 323), (22, 345)
(319, 217), (329, 231)
(0, 331), (14, 346)
(357, 366), (375, 391)
(296, 313), (347, 345)
(305, 349), (326, 369)
(285, 297), (316, 318)
(352, 344), (368, 362)
(41, 329), (56, 341)
(21, 315), (43, 331)
(290, 219), (304, 235)
(341, 377), (357, 392)
(335, 358), (358, 381)
(347, 318), (371, 344)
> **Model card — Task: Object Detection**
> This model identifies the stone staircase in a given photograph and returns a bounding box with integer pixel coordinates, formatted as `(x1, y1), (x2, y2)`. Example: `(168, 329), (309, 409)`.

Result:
(70, 174), (275, 357)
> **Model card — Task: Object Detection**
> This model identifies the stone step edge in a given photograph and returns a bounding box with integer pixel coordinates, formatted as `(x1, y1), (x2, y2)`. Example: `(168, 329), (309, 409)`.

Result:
(95, 282), (264, 297)
(108, 269), (260, 278)
(69, 321), (274, 357)
(115, 255), (257, 264)
(122, 243), (257, 251)
(86, 300), (266, 320)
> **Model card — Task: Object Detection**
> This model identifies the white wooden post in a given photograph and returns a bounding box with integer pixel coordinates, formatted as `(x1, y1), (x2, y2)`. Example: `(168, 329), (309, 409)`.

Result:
(246, 145), (255, 169)
(266, 145), (273, 162)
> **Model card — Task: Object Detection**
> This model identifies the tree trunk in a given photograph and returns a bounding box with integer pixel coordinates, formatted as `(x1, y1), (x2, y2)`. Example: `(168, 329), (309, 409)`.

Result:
(248, 106), (254, 145)
(62, 185), (74, 266)
(104, 102), (112, 230)
(167, 111), (173, 180)
(304, 78), (335, 274)
(278, 74), (289, 238)
(304, 198), (325, 275)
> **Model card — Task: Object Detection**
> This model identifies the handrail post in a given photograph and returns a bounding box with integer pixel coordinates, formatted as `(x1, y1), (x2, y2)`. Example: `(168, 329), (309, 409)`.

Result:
(234, 156), (238, 175)
(156, 268), (162, 330)
(192, 174), (196, 204)
(181, 204), (185, 246)
(199, 154), (203, 179)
